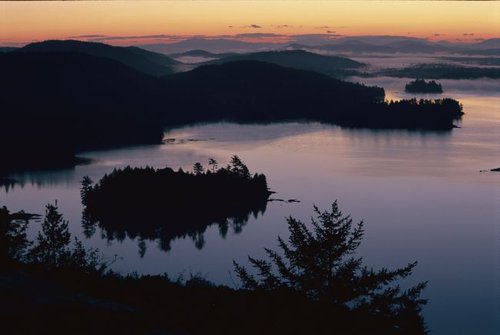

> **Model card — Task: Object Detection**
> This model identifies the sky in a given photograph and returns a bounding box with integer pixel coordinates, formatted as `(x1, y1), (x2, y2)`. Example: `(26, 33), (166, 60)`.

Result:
(1, 1), (499, 46)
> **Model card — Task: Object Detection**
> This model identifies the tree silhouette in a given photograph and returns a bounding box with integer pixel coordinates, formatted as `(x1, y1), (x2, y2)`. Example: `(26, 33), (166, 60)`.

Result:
(193, 162), (205, 175)
(28, 204), (71, 267)
(230, 155), (251, 179)
(234, 201), (427, 332)
(0, 206), (31, 264)
(208, 158), (218, 172)
(80, 176), (93, 207)
(27, 204), (105, 274)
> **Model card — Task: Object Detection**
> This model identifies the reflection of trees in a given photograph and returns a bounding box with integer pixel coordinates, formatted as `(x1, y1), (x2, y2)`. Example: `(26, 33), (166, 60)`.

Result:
(82, 198), (267, 255)
(81, 156), (270, 256)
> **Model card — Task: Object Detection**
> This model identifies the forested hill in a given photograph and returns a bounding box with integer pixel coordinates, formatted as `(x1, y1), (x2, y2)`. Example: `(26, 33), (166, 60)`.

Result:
(19, 40), (178, 76)
(0, 52), (165, 173)
(204, 50), (364, 77)
(162, 60), (384, 124)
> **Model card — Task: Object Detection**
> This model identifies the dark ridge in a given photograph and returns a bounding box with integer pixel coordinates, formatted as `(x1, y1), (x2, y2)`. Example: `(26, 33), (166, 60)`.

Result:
(405, 79), (443, 93)
(205, 50), (364, 77)
(0, 52), (165, 175)
(379, 63), (500, 79)
(462, 49), (500, 56)
(81, 157), (270, 252)
(19, 40), (178, 76)
(169, 49), (236, 59)
(163, 60), (462, 129)
(440, 56), (500, 67)
(0, 47), (18, 53)
(163, 60), (384, 125)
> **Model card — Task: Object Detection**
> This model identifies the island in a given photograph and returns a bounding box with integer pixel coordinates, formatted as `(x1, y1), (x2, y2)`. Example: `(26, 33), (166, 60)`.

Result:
(405, 78), (443, 93)
(80, 156), (271, 252)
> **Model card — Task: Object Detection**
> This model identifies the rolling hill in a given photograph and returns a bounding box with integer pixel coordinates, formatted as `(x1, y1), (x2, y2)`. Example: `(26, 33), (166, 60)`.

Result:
(205, 50), (364, 77)
(19, 40), (179, 76)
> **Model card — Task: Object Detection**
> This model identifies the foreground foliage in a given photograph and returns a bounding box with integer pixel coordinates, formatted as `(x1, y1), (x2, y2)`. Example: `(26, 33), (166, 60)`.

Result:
(235, 201), (428, 333)
(1, 202), (427, 334)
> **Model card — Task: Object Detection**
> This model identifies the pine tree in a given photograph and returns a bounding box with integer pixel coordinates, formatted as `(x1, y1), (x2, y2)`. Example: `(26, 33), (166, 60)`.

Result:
(234, 201), (427, 333)
(193, 162), (205, 175)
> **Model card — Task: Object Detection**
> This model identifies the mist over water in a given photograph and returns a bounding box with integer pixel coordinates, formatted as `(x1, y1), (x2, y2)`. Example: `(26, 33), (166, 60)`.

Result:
(1, 79), (499, 334)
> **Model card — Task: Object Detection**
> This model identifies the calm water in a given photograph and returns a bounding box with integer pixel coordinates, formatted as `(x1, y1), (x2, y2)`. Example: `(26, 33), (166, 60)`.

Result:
(1, 78), (499, 334)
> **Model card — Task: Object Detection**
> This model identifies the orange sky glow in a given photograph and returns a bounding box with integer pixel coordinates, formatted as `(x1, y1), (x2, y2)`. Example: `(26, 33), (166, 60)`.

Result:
(1, 1), (498, 46)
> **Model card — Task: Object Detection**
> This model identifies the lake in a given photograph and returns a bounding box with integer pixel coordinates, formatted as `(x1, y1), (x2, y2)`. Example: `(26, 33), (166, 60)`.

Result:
(1, 77), (499, 334)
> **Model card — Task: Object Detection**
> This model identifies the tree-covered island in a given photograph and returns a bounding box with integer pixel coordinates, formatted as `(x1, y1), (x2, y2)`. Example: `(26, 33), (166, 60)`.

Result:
(405, 78), (443, 93)
(80, 156), (271, 251)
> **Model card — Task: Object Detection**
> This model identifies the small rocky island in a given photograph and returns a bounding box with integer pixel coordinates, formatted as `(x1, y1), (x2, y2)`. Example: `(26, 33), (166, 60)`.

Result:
(405, 78), (443, 93)
(80, 156), (271, 251)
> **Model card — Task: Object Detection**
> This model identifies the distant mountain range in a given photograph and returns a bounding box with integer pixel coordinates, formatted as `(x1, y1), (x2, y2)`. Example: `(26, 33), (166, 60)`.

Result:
(168, 49), (236, 59)
(295, 37), (500, 55)
(137, 36), (500, 56)
(142, 38), (282, 54)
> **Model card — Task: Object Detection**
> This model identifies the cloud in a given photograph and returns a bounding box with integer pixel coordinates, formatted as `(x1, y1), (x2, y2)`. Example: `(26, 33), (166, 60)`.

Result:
(315, 26), (330, 29)
(69, 34), (186, 44)
(463, 33), (475, 36)
(235, 33), (284, 39)
(67, 34), (107, 39)
(91, 34), (179, 41)
(241, 24), (262, 29)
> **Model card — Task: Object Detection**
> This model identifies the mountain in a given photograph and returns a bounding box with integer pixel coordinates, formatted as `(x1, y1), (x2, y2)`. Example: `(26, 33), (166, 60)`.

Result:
(0, 51), (165, 173)
(204, 50), (364, 77)
(170, 49), (219, 58)
(379, 63), (500, 79)
(19, 40), (179, 76)
(469, 38), (500, 50)
(318, 40), (395, 54)
(141, 38), (284, 54)
(316, 37), (450, 54)
(333, 36), (424, 45)
(162, 60), (383, 124)
(163, 61), (461, 129)
(0, 47), (17, 53)
(169, 49), (236, 59)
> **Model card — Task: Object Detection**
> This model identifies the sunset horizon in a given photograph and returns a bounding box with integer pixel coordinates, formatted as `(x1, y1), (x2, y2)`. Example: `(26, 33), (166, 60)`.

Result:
(1, 1), (499, 47)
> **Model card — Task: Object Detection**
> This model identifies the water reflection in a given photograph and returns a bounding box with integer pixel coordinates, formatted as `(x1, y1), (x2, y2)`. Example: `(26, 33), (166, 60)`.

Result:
(0, 158), (93, 192)
(82, 201), (268, 256)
